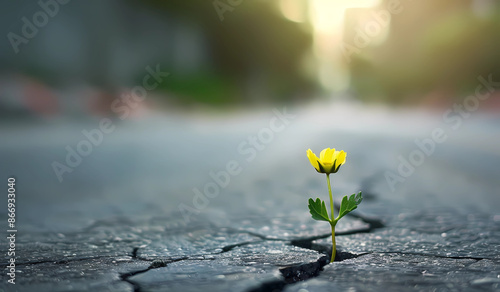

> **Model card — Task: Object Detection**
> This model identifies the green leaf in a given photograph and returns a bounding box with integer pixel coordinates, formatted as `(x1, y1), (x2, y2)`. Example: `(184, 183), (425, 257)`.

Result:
(336, 192), (363, 221)
(308, 198), (330, 222)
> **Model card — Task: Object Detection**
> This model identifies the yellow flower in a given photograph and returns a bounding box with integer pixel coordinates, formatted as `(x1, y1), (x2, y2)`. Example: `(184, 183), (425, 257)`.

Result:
(307, 148), (347, 174)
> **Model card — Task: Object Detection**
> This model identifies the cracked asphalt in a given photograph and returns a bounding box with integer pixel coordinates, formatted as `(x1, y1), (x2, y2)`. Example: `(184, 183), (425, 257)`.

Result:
(1, 104), (499, 291)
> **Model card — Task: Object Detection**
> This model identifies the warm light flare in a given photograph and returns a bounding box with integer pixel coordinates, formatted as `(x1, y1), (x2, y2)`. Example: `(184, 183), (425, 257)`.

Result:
(279, 0), (307, 23)
(308, 0), (382, 91)
(310, 0), (381, 33)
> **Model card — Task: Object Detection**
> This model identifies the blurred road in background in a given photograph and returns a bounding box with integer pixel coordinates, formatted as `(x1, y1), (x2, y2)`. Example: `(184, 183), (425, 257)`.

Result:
(2, 102), (499, 232)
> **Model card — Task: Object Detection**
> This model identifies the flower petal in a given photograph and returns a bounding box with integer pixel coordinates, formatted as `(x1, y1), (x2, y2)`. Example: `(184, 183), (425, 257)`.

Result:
(323, 148), (335, 164)
(331, 149), (339, 162)
(337, 150), (346, 165)
(307, 149), (320, 172)
(334, 150), (347, 171)
(319, 148), (329, 161)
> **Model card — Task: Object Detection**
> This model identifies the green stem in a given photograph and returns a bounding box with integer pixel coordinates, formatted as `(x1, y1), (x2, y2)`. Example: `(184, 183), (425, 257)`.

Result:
(326, 174), (336, 263)
(330, 223), (336, 263)
(326, 174), (334, 221)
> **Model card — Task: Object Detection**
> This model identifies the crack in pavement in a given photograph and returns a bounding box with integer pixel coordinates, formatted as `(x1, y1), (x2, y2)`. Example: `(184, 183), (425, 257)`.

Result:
(364, 251), (494, 261)
(243, 211), (386, 292)
(20, 208), (493, 291)
(235, 214), (383, 243)
(118, 227), (373, 292)
(220, 240), (265, 252)
(244, 249), (492, 292)
(121, 217), (491, 292)
(120, 252), (190, 292)
(333, 203), (385, 229)
(15, 208), (497, 291)
(246, 252), (364, 292)
(17, 213), (386, 292)
(247, 256), (330, 292)
(16, 210), (385, 291)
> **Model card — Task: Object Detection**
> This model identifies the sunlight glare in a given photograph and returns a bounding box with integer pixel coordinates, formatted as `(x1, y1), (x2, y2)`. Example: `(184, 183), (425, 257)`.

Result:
(279, 0), (307, 23)
(309, 0), (381, 91)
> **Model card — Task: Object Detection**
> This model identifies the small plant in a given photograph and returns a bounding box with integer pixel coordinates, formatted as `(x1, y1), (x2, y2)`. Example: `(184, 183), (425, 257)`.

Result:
(306, 148), (362, 263)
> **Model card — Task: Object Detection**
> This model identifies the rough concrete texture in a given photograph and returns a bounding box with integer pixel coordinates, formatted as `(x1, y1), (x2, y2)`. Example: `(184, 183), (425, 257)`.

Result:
(1, 105), (499, 291)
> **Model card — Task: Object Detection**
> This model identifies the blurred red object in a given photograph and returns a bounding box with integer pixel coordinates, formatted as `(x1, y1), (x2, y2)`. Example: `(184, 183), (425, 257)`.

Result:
(22, 77), (59, 116)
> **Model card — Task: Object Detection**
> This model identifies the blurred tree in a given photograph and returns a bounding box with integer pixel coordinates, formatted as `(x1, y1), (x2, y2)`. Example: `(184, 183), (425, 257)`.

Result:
(349, 0), (500, 105)
(137, 0), (317, 105)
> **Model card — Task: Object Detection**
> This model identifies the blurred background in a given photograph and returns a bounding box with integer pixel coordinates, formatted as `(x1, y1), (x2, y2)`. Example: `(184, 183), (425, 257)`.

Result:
(0, 0), (499, 230)
(1, 0), (500, 112)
